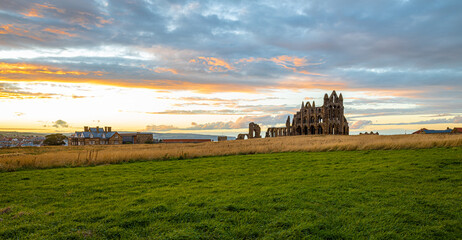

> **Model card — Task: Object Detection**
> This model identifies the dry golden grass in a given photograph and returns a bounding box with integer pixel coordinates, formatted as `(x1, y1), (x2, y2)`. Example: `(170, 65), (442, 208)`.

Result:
(1, 134), (461, 171)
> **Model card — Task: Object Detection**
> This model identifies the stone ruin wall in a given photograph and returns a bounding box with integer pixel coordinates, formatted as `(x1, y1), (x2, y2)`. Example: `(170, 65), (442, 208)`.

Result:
(237, 122), (261, 140)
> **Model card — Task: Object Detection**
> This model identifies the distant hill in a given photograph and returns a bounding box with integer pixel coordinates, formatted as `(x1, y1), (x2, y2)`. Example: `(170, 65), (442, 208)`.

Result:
(0, 131), (48, 137)
(0, 131), (236, 141)
(116, 131), (236, 141)
(150, 132), (236, 141)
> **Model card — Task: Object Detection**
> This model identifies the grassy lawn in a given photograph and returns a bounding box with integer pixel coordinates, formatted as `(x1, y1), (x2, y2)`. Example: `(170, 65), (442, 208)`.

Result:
(0, 148), (461, 239)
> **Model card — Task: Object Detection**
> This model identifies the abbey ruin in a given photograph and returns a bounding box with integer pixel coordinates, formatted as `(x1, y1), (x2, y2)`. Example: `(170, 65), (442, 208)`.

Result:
(266, 90), (349, 137)
(236, 90), (349, 139)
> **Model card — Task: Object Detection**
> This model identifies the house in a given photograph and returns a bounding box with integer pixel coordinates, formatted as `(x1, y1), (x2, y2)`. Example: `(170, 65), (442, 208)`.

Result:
(412, 127), (453, 134)
(119, 133), (154, 144)
(69, 126), (122, 146)
(451, 128), (462, 134)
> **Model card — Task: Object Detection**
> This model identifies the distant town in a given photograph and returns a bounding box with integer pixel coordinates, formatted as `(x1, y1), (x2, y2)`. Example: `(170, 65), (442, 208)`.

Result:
(0, 134), (45, 148)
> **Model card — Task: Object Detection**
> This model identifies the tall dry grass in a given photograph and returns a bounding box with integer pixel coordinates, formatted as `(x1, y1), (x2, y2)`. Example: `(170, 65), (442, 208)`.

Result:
(1, 134), (461, 171)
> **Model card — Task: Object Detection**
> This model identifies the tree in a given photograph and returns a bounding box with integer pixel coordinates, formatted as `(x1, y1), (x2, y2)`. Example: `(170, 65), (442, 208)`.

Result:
(43, 134), (67, 146)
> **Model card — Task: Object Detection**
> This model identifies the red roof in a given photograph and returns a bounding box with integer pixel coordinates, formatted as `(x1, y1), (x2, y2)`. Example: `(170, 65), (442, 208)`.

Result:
(452, 128), (462, 133)
(162, 139), (211, 143)
(412, 128), (427, 134)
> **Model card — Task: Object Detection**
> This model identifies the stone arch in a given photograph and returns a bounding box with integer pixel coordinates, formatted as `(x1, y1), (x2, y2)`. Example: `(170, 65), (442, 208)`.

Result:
(318, 126), (323, 134)
(329, 124), (334, 134)
(303, 126), (308, 135)
(296, 126), (302, 135)
(249, 122), (261, 138)
(310, 125), (316, 135)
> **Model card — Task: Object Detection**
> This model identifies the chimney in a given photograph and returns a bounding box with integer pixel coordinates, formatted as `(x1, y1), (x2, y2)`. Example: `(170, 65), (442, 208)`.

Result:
(84, 126), (89, 132)
(104, 126), (108, 132)
(96, 126), (100, 133)
(107, 127), (112, 132)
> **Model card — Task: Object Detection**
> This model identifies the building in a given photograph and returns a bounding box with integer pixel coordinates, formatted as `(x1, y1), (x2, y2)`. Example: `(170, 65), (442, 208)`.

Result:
(412, 127), (453, 134)
(265, 90), (349, 137)
(119, 133), (154, 144)
(69, 126), (122, 146)
(451, 128), (462, 134)
(217, 136), (228, 141)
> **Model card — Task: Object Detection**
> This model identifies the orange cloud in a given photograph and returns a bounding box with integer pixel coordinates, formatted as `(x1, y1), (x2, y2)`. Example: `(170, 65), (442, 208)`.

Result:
(0, 24), (42, 41)
(192, 57), (234, 72)
(0, 91), (57, 99)
(21, 8), (43, 18)
(95, 16), (113, 27)
(70, 11), (112, 29)
(0, 62), (101, 76)
(0, 77), (258, 94)
(358, 89), (425, 98)
(42, 28), (77, 37)
(21, 3), (65, 18)
(235, 57), (265, 64)
(0, 62), (339, 94)
(236, 55), (324, 76)
(153, 67), (179, 74)
(270, 55), (307, 67)
(35, 3), (65, 14)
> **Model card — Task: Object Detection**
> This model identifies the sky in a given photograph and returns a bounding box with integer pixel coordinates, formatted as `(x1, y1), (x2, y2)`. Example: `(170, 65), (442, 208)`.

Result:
(0, 0), (461, 136)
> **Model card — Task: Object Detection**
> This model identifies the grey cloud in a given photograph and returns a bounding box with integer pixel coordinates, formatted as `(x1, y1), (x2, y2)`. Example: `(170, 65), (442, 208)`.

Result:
(375, 115), (462, 125)
(350, 120), (373, 129)
(52, 119), (69, 128)
(186, 114), (290, 130)
(145, 124), (179, 131)
(0, 83), (60, 99)
(144, 114), (290, 131)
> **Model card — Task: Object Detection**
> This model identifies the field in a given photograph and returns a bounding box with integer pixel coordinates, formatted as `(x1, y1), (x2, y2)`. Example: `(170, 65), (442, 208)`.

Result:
(1, 147), (461, 239)
(1, 134), (462, 171)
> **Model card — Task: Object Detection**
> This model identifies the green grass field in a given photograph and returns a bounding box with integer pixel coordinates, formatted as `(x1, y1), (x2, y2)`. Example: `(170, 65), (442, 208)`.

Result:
(1, 148), (461, 239)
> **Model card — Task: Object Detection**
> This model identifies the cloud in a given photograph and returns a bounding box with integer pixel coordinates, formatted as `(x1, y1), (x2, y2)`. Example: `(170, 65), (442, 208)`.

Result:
(0, 62), (101, 76)
(42, 28), (77, 38)
(145, 125), (179, 131)
(376, 116), (462, 125)
(153, 67), (179, 74)
(236, 55), (324, 76)
(144, 114), (290, 131)
(0, 24), (42, 41)
(188, 121), (237, 130)
(146, 109), (240, 115)
(351, 120), (373, 129)
(0, 82), (60, 99)
(52, 119), (68, 128)
(191, 57), (234, 72)
(187, 114), (290, 130)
